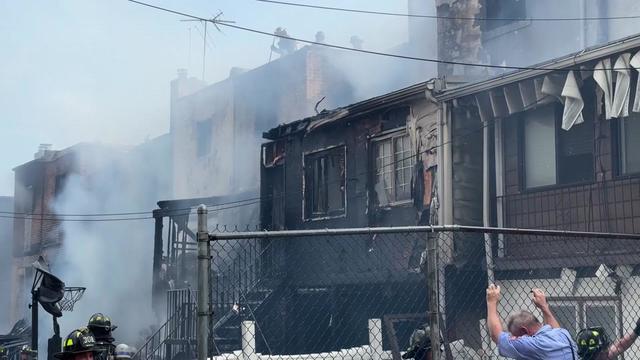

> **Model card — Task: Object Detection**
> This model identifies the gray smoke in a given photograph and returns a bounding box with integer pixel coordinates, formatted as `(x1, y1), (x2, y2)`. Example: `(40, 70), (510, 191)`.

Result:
(51, 141), (171, 346)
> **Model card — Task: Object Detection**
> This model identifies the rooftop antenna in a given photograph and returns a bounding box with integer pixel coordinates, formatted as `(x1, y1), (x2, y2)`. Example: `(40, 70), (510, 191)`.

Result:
(181, 10), (235, 81)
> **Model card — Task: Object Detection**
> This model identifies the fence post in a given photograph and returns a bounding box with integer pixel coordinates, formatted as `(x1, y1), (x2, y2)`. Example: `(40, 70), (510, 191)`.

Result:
(427, 232), (441, 360)
(368, 319), (383, 360)
(242, 321), (257, 360)
(197, 205), (210, 360)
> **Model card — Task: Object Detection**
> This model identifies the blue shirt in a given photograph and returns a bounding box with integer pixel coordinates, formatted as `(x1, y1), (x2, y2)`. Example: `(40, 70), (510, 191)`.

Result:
(498, 325), (578, 359)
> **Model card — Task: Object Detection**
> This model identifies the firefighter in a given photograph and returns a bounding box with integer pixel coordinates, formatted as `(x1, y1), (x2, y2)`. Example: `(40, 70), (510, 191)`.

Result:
(576, 321), (640, 360)
(54, 328), (97, 360)
(19, 345), (36, 360)
(114, 344), (132, 360)
(402, 324), (443, 360)
(87, 313), (117, 360)
(0, 346), (8, 360)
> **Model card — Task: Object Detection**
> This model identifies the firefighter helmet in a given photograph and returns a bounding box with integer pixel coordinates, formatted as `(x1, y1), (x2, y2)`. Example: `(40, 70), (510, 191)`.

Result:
(114, 344), (132, 359)
(576, 327), (609, 359)
(88, 313), (117, 343)
(54, 328), (96, 359)
(402, 324), (443, 360)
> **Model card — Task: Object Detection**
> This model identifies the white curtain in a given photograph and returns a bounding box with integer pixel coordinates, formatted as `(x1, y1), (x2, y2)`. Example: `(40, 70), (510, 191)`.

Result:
(561, 71), (584, 130)
(594, 58), (614, 119)
(630, 51), (640, 113)
(612, 53), (631, 118)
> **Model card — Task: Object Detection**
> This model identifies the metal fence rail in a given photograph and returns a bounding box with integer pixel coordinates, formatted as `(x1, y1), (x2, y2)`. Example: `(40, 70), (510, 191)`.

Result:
(191, 208), (640, 360)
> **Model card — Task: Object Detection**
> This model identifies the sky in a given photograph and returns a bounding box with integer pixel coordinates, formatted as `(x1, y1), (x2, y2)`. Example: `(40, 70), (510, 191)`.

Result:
(0, 0), (409, 196)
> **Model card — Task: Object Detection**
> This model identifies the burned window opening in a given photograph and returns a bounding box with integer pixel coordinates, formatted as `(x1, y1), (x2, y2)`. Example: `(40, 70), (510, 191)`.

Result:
(373, 133), (412, 206)
(483, 0), (527, 31)
(263, 140), (286, 168)
(303, 146), (346, 219)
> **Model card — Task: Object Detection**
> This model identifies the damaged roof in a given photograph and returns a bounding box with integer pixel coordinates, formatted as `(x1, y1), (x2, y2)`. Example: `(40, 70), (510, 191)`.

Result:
(263, 80), (440, 140)
(436, 32), (640, 101)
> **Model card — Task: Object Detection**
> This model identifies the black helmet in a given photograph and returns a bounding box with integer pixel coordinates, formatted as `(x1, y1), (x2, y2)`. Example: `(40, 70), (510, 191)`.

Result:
(576, 327), (609, 359)
(54, 328), (96, 359)
(88, 313), (117, 342)
(88, 313), (116, 331)
(402, 324), (443, 360)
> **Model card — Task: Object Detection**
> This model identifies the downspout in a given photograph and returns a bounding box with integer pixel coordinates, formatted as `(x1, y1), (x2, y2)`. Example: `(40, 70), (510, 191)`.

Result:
(483, 120), (495, 284)
(440, 102), (453, 225)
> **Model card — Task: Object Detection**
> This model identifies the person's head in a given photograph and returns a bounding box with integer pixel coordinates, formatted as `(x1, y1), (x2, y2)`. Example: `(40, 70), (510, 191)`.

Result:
(20, 345), (36, 360)
(88, 313), (117, 343)
(55, 328), (97, 360)
(114, 344), (132, 360)
(402, 324), (443, 360)
(506, 311), (543, 337)
(576, 327), (609, 360)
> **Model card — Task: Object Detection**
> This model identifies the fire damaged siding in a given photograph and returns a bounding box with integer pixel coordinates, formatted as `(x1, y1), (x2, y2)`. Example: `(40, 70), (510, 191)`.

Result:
(258, 94), (441, 354)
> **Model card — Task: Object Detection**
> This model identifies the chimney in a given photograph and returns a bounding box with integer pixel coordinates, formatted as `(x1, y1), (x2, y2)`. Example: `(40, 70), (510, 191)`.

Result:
(34, 144), (52, 159)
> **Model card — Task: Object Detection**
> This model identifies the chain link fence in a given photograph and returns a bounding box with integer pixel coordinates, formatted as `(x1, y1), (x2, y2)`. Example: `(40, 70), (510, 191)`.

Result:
(147, 219), (640, 360)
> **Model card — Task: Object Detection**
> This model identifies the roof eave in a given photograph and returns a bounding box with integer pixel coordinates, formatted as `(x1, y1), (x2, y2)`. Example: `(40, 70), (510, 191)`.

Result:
(436, 33), (640, 102)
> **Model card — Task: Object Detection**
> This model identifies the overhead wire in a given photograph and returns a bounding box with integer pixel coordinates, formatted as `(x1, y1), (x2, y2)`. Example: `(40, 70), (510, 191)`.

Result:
(127, 0), (636, 72)
(256, 0), (640, 22)
(1, 1), (623, 222)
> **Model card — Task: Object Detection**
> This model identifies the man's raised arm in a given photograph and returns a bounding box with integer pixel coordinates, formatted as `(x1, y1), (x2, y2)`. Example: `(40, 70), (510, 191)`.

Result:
(532, 288), (560, 328)
(486, 284), (503, 343)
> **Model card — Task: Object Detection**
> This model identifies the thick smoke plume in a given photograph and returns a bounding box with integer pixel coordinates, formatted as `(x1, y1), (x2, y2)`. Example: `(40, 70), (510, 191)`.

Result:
(51, 143), (170, 347)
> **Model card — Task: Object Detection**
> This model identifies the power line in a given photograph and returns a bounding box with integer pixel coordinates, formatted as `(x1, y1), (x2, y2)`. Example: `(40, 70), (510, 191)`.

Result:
(127, 0), (636, 72)
(0, 197), (262, 218)
(256, 0), (640, 22)
(0, 199), (263, 222)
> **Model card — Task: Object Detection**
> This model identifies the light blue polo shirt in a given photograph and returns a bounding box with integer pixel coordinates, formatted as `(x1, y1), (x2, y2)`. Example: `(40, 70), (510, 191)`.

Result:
(498, 325), (578, 359)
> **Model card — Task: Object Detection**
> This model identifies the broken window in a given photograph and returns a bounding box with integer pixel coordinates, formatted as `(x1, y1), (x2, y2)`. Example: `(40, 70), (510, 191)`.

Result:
(196, 119), (212, 158)
(304, 146), (346, 219)
(373, 133), (412, 206)
(619, 114), (640, 175)
(522, 103), (594, 189)
(484, 0), (527, 30)
(262, 140), (285, 168)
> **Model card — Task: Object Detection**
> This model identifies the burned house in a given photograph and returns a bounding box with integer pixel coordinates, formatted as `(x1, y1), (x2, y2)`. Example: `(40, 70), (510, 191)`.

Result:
(435, 33), (640, 354)
(255, 81), (493, 355)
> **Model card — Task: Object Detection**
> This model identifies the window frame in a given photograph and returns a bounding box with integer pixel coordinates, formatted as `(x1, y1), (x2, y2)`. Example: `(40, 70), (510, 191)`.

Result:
(482, 0), (529, 34)
(547, 296), (623, 346)
(196, 118), (213, 158)
(615, 115), (640, 178)
(370, 130), (413, 208)
(518, 103), (596, 192)
(302, 144), (347, 221)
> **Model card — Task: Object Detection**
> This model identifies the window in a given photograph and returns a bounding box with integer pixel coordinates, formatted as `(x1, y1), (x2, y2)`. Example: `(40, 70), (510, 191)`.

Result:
(522, 104), (594, 189)
(619, 114), (640, 175)
(548, 299), (620, 340)
(196, 119), (212, 157)
(303, 146), (346, 219)
(484, 0), (527, 30)
(373, 133), (412, 206)
(55, 174), (68, 197)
